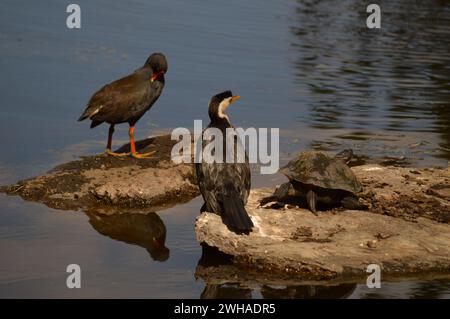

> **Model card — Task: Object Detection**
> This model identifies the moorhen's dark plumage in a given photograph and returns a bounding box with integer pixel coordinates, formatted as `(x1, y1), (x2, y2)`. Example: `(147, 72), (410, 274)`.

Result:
(196, 91), (254, 234)
(78, 53), (168, 158)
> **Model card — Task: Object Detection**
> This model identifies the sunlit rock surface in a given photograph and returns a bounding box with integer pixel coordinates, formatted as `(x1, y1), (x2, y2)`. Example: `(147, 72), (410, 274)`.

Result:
(0, 135), (199, 211)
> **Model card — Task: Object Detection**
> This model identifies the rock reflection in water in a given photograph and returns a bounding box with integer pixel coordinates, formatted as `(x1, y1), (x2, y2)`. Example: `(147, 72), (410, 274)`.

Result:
(260, 284), (356, 299)
(196, 245), (356, 299)
(85, 210), (169, 262)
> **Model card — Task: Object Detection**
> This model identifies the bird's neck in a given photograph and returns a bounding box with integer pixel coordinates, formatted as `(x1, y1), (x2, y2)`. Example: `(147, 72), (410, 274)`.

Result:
(209, 117), (232, 131)
(153, 74), (165, 84)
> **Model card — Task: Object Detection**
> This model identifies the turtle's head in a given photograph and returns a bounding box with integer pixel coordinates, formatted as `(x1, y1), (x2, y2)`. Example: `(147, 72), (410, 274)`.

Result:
(334, 149), (353, 164)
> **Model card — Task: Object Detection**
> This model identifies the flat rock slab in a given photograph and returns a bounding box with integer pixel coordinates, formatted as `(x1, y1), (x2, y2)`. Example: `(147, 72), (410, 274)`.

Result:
(195, 165), (450, 281)
(1, 135), (199, 211)
(354, 165), (450, 222)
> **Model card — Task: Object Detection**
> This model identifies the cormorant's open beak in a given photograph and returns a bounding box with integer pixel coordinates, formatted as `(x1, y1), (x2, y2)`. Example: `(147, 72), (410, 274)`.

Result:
(230, 95), (241, 104)
(151, 70), (165, 82)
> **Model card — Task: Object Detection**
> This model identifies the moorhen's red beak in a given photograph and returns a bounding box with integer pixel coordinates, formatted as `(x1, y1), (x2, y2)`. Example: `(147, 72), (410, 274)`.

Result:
(151, 70), (165, 82)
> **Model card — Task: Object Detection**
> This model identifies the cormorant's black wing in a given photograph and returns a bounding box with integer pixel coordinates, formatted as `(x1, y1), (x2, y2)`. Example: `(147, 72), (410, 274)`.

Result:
(196, 161), (222, 214)
(195, 127), (251, 212)
(232, 134), (251, 204)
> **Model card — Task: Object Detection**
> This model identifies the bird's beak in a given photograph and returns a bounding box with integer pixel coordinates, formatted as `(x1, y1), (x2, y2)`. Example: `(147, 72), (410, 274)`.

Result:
(151, 70), (165, 82)
(230, 95), (241, 104)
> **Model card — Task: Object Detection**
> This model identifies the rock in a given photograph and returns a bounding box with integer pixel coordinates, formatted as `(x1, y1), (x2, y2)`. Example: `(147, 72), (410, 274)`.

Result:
(367, 240), (378, 248)
(195, 165), (450, 281)
(195, 246), (450, 288)
(354, 165), (450, 223)
(0, 134), (199, 211)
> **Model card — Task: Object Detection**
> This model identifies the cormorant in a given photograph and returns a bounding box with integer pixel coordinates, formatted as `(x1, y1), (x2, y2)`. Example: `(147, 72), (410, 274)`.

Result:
(196, 91), (254, 234)
(78, 53), (168, 158)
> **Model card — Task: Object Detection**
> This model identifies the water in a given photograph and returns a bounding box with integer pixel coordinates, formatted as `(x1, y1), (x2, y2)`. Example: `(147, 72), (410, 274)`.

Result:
(0, 0), (449, 298)
(290, 0), (450, 165)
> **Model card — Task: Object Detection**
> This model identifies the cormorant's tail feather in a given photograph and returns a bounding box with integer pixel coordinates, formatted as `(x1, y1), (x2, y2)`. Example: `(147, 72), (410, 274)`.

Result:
(220, 195), (253, 234)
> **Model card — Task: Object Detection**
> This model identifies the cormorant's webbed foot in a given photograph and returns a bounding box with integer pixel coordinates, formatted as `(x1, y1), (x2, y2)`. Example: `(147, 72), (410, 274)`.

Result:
(259, 195), (278, 207)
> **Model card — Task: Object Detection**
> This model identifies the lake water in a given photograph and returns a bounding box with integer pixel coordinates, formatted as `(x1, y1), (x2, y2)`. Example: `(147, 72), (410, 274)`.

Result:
(0, 0), (449, 298)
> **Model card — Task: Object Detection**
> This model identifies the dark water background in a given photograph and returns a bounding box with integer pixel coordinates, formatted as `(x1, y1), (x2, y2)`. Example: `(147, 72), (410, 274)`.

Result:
(0, 0), (449, 298)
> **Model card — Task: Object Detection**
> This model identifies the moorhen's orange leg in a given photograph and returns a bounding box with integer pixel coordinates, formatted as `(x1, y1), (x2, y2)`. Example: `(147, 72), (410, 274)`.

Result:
(105, 124), (130, 157)
(129, 125), (156, 158)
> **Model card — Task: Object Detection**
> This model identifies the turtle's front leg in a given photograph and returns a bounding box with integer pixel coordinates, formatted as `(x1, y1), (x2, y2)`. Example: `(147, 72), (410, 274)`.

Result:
(259, 182), (291, 207)
(306, 190), (318, 216)
(273, 182), (292, 199)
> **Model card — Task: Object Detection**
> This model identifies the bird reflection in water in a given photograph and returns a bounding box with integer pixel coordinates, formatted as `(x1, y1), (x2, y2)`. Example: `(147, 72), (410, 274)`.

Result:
(85, 210), (169, 261)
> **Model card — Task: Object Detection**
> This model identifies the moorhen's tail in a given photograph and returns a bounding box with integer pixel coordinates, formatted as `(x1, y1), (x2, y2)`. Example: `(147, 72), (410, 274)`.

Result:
(220, 194), (253, 234)
(78, 107), (92, 121)
(78, 108), (103, 128)
(78, 113), (88, 121)
(78, 104), (101, 123)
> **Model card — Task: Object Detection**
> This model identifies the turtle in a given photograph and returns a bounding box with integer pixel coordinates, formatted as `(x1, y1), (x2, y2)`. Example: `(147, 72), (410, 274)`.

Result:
(260, 149), (367, 215)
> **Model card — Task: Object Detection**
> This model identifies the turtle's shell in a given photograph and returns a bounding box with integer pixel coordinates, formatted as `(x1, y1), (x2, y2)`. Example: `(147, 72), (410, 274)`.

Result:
(280, 151), (362, 194)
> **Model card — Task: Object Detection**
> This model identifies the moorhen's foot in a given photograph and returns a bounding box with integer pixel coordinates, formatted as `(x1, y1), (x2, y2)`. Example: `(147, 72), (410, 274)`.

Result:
(131, 150), (157, 159)
(104, 149), (131, 157)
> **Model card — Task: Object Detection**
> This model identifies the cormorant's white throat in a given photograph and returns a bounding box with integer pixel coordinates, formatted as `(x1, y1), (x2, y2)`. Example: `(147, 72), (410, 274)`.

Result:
(218, 97), (231, 121)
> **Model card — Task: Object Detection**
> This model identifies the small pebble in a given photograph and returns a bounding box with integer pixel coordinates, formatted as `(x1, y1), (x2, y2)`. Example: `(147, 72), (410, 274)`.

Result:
(367, 240), (378, 248)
